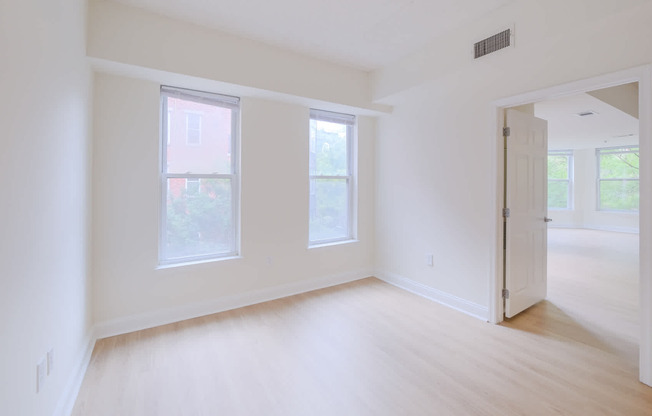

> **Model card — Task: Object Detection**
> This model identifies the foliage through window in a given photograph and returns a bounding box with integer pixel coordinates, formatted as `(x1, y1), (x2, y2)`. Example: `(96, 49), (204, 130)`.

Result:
(309, 109), (355, 245)
(597, 146), (639, 212)
(160, 86), (239, 264)
(548, 150), (573, 210)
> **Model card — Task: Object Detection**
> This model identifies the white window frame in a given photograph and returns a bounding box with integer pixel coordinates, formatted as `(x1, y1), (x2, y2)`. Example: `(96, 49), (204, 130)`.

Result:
(596, 145), (639, 212)
(159, 86), (240, 265)
(309, 109), (356, 246)
(548, 149), (573, 210)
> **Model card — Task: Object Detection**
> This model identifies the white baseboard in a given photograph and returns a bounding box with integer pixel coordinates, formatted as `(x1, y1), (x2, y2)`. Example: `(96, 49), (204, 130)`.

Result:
(53, 333), (96, 416)
(583, 225), (639, 234)
(94, 269), (373, 339)
(375, 271), (488, 321)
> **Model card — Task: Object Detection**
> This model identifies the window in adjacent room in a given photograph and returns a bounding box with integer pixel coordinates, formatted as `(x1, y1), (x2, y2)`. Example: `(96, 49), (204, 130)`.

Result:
(597, 146), (639, 212)
(160, 86), (240, 265)
(309, 109), (356, 246)
(548, 150), (573, 210)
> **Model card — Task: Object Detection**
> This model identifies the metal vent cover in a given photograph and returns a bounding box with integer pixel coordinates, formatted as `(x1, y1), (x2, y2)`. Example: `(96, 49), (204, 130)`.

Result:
(474, 29), (511, 59)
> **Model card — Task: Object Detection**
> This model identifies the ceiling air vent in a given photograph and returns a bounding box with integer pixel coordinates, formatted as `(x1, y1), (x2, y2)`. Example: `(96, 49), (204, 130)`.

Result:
(577, 111), (598, 117)
(474, 28), (511, 59)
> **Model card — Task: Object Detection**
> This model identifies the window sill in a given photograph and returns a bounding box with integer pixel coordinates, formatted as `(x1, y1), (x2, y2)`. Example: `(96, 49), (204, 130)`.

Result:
(157, 255), (241, 270)
(308, 239), (359, 249)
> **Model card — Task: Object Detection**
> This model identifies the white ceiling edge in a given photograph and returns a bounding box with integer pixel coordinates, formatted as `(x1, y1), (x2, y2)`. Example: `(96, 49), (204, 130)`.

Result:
(535, 90), (639, 151)
(89, 58), (393, 117)
(547, 135), (639, 151)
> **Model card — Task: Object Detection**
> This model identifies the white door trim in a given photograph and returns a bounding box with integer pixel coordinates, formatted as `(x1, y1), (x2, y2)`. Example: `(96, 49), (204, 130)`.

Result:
(489, 65), (652, 387)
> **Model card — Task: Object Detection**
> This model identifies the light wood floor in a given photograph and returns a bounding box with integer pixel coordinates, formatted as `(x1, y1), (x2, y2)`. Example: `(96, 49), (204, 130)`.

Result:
(73, 229), (651, 415)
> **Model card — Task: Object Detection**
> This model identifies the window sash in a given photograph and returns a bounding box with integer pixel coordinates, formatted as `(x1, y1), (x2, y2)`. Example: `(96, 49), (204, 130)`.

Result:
(548, 178), (571, 210)
(160, 86), (240, 265)
(308, 111), (355, 246)
(309, 177), (353, 245)
(161, 176), (238, 264)
(596, 146), (639, 212)
(548, 150), (573, 210)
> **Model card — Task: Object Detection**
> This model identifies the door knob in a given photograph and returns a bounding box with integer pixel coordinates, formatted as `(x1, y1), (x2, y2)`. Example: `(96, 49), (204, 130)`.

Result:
(544, 217), (553, 222)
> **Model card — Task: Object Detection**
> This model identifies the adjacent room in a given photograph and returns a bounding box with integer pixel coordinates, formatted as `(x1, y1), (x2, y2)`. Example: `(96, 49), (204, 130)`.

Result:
(2, 0), (652, 415)
(503, 85), (641, 369)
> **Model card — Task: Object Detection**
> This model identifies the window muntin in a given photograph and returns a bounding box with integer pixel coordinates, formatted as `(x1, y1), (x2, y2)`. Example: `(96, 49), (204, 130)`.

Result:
(548, 150), (573, 210)
(309, 109), (355, 245)
(160, 86), (239, 265)
(597, 146), (639, 212)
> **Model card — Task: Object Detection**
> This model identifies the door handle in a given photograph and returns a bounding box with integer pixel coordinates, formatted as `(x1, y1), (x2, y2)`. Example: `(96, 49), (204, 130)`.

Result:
(544, 217), (553, 222)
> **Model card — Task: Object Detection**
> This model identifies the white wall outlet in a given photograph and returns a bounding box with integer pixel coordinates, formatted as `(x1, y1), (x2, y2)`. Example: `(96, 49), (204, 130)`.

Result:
(47, 348), (54, 375)
(36, 357), (47, 393)
(425, 254), (434, 267)
(266, 256), (273, 266)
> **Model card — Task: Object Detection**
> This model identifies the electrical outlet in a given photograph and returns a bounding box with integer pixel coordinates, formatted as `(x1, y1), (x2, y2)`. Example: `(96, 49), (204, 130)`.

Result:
(36, 357), (47, 393)
(425, 254), (434, 267)
(47, 348), (54, 375)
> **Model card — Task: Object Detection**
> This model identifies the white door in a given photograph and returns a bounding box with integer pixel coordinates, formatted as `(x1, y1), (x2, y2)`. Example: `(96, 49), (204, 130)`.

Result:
(504, 109), (549, 318)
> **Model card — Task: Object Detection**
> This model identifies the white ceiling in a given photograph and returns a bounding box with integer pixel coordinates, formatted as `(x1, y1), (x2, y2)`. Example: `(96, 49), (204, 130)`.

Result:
(535, 92), (639, 150)
(112, 0), (513, 70)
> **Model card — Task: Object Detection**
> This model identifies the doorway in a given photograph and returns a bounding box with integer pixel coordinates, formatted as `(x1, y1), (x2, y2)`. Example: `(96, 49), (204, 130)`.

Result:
(508, 86), (640, 363)
(489, 66), (652, 387)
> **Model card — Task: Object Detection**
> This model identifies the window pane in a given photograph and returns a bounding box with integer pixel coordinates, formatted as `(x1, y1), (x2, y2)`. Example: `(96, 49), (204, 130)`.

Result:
(166, 97), (232, 174)
(186, 178), (200, 195)
(599, 180), (639, 211)
(309, 119), (348, 176)
(548, 181), (568, 209)
(600, 151), (639, 179)
(548, 155), (568, 180)
(186, 113), (202, 145)
(309, 179), (348, 242)
(165, 178), (233, 260)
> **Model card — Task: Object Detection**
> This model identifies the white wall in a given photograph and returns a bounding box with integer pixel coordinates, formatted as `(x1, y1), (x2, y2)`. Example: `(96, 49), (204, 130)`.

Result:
(0, 0), (93, 415)
(92, 72), (375, 334)
(372, 0), (652, 311)
(551, 148), (639, 233)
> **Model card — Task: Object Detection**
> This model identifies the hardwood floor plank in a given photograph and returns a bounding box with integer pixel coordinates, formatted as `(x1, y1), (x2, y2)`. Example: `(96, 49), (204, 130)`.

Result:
(72, 230), (652, 415)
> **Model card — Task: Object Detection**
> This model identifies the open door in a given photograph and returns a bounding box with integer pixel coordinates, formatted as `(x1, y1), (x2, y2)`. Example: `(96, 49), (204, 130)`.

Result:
(504, 109), (549, 318)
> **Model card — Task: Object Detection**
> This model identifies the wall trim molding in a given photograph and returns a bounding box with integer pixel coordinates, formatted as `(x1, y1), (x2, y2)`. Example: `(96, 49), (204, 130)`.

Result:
(375, 270), (489, 321)
(94, 270), (373, 339)
(53, 333), (96, 416)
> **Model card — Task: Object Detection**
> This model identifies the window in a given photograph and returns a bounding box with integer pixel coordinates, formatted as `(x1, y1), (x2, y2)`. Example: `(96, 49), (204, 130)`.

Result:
(186, 112), (202, 145)
(548, 150), (573, 210)
(309, 109), (355, 245)
(185, 178), (200, 195)
(160, 86), (239, 265)
(597, 146), (639, 212)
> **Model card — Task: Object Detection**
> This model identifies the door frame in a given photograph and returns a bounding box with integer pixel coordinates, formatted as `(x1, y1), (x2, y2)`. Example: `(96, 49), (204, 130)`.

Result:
(489, 65), (652, 386)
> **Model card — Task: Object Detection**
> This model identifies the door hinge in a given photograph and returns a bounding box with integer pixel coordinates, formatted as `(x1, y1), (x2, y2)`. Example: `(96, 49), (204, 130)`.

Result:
(503, 127), (511, 137)
(502, 208), (510, 218)
(502, 288), (510, 299)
